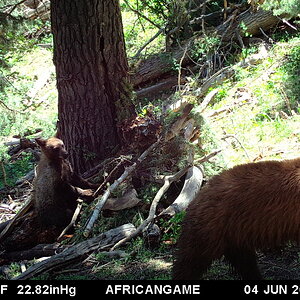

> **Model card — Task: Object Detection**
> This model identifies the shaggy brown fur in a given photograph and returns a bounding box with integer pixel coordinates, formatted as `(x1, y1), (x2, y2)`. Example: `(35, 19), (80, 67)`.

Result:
(34, 137), (96, 228)
(173, 158), (300, 280)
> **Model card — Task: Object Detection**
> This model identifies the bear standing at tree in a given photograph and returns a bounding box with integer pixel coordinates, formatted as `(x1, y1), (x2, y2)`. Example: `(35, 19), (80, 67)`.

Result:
(34, 137), (96, 228)
(0, 137), (98, 253)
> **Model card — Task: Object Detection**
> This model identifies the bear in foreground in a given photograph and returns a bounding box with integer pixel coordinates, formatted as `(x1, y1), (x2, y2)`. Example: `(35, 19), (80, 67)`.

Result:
(173, 158), (300, 280)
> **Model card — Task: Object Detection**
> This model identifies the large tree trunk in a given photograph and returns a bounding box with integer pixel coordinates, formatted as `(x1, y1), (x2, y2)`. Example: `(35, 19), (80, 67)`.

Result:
(51, 0), (136, 174)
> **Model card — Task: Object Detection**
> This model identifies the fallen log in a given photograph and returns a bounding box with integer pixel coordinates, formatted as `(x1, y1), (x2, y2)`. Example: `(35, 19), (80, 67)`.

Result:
(217, 8), (280, 42)
(0, 243), (67, 265)
(131, 46), (190, 88)
(131, 9), (280, 89)
(135, 76), (185, 100)
(15, 223), (136, 280)
(195, 66), (235, 99)
(0, 198), (34, 244)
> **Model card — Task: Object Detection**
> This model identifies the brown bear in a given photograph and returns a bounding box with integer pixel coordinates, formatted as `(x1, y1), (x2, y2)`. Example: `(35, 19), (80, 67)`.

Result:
(34, 137), (97, 228)
(0, 137), (98, 253)
(173, 158), (300, 280)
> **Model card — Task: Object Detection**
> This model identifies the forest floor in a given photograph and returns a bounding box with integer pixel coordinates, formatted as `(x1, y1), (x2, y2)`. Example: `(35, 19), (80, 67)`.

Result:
(1, 29), (300, 280)
(30, 245), (300, 280)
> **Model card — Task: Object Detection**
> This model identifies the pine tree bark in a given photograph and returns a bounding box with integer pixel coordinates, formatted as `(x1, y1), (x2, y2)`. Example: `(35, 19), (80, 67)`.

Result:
(51, 0), (136, 173)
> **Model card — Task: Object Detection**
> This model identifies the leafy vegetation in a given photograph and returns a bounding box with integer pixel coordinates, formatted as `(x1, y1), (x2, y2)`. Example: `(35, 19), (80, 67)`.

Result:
(205, 36), (300, 168)
(263, 0), (300, 18)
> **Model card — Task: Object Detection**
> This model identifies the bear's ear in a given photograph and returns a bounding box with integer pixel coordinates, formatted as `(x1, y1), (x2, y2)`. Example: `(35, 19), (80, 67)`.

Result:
(35, 138), (47, 148)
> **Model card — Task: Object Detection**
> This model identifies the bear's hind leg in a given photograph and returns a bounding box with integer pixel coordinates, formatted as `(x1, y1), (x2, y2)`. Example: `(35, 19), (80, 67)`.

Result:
(173, 256), (213, 280)
(172, 244), (216, 280)
(224, 247), (262, 280)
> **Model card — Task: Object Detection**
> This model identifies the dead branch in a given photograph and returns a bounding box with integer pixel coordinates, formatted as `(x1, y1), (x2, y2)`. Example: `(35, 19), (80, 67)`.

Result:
(217, 8), (280, 42)
(131, 8), (279, 90)
(0, 198), (34, 243)
(81, 157), (115, 180)
(23, 0), (40, 9)
(23, 0), (50, 20)
(83, 138), (161, 237)
(92, 157), (126, 197)
(2, 0), (27, 14)
(15, 169), (35, 185)
(196, 66), (235, 99)
(206, 95), (254, 118)
(195, 149), (222, 164)
(57, 199), (83, 242)
(178, 43), (189, 93)
(165, 103), (194, 141)
(15, 223), (136, 280)
(222, 134), (251, 161)
(135, 76), (185, 100)
(123, 0), (161, 29)
(132, 27), (165, 59)
(198, 89), (220, 113)
(110, 165), (191, 251)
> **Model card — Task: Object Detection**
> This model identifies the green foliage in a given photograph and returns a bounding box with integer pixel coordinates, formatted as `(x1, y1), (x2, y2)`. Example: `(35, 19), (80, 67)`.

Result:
(0, 262), (21, 279)
(191, 35), (221, 61)
(280, 42), (300, 111)
(159, 211), (185, 246)
(139, 183), (161, 204)
(121, 0), (165, 58)
(0, 152), (34, 188)
(239, 21), (252, 38)
(263, 0), (300, 18)
(0, 17), (57, 162)
(201, 35), (300, 169)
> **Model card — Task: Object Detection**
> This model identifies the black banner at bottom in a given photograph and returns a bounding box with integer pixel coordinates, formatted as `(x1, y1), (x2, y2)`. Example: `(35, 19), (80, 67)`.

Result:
(0, 281), (299, 298)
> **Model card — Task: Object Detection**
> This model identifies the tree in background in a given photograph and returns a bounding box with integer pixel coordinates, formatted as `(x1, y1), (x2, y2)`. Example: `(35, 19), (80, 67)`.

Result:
(51, 0), (136, 173)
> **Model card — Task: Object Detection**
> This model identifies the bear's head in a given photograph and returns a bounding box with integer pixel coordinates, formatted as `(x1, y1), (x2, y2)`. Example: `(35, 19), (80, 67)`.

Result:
(35, 137), (68, 161)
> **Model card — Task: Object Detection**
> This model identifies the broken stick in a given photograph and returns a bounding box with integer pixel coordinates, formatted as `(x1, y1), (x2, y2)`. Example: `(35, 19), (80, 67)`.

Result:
(110, 165), (191, 251)
(57, 199), (83, 242)
(83, 138), (161, 237)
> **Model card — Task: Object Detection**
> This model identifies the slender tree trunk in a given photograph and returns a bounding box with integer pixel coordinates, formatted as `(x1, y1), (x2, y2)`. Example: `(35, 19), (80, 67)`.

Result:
(51, 0), (136, 173)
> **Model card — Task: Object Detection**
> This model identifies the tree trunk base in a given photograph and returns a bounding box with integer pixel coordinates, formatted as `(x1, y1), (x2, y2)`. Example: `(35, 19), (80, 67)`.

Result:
(0, 210), (66, 262)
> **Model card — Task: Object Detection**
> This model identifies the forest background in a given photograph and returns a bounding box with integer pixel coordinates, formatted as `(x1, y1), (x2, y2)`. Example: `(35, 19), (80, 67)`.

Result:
(0, 0), (299, 280)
